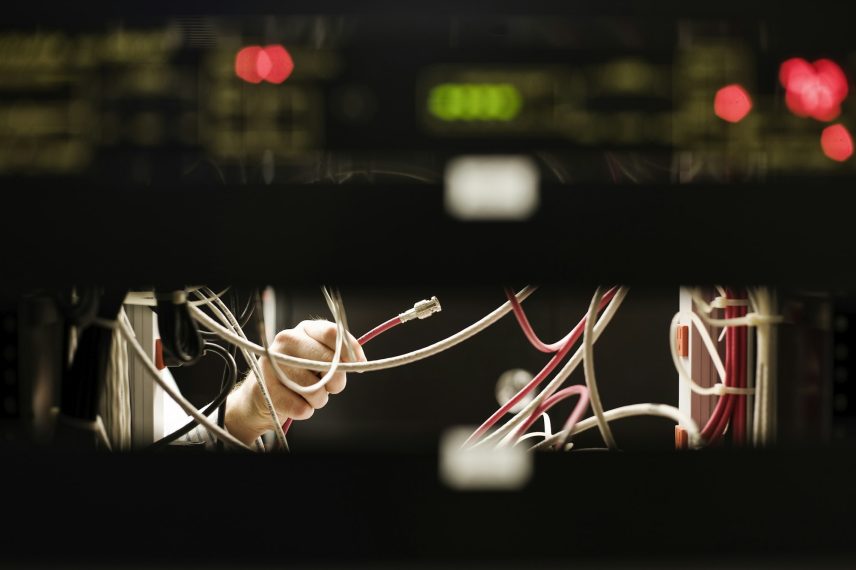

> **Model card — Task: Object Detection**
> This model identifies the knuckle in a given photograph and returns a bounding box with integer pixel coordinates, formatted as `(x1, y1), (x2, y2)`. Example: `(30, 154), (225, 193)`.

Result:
(274, 329), (299, 349)
(318, 322), (338, 347)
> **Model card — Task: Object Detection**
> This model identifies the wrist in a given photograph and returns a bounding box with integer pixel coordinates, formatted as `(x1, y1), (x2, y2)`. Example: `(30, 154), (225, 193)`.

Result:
(224, 375), (269, 445)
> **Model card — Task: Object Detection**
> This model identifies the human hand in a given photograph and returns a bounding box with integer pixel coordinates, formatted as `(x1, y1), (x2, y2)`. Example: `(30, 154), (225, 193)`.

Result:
(225, 319), (366, 445)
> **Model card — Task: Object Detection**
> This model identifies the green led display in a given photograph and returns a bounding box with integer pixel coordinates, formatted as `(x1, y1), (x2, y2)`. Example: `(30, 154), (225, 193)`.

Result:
(428, 83), (522, 122)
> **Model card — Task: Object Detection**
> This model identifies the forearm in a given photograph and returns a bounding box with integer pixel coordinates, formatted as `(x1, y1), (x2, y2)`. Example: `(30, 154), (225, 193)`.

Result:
(224, 373), (269, 446)
(220, 319), (364, 448)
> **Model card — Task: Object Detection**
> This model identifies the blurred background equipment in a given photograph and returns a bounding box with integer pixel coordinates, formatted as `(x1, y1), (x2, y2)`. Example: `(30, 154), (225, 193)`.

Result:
(5, 1), (856, 567)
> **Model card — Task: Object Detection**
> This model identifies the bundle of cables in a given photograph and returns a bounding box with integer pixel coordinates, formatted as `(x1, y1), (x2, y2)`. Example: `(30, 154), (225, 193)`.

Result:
(155, 289), (205, 367)
(150, 342), (238, 449)
(185, 287), (443, 450)
(668, 287), (781, 448)
(469, 286), (701, 451)
(698, 288), (749, 446)
(116, 284), (708, 453)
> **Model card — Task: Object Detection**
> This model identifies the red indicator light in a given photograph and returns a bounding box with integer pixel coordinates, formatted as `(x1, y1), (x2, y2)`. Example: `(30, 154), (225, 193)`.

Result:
(235, 46), (265, 84)
(262, 45), (294, 84)
(779, 58), (813, 90)
(235, 45), (294, 84)
(779, 58), (848, 122)
(821, 123), (853, 162)
(815, 59), (848, 100)
(714, 84), (753, 123)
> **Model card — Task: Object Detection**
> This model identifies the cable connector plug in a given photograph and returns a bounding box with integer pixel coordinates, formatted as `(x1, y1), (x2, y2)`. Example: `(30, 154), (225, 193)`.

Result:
(399, 296), (442, 323)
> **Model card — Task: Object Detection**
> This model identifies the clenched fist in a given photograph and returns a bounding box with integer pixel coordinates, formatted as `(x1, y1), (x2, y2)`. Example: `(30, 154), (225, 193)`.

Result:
(225, 320), (366, 445)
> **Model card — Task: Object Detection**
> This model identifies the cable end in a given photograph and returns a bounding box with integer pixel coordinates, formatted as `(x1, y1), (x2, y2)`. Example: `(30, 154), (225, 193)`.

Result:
(400, 296), (442, 323)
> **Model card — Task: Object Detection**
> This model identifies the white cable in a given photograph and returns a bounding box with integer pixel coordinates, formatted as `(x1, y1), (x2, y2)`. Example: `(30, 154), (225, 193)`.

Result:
(101, 325), (131, 450)
(94, 415), (113, 451)
(532, 403), (702, 450)
(55, 413), (114, 451)
(752, 287), (775, 446)
(195, 288), (289, 450)
(541, 412), (552, 437)
(669, 312), (754, 396)
(691, 289), (782, 327)
(259, 285), (346, 395)
(199, 289), (284, 429)
(767, 289), (778, 445)
(115, 311), (252, 451)
(480, 287), (629, 449)
(582, 287), (617, 449)
(188, 286), (537, 374)
(697, 288), (748, 312)
(323, 287), (355, 362)
(516, 431), (552, 444)
(124, 287), (229, 307)
(751, 288), (763, 445)
(199, 286), (347, 448)
(513, 414), (554, 447)
(206, 286), (347, 397)
(697, 287), (777, 446)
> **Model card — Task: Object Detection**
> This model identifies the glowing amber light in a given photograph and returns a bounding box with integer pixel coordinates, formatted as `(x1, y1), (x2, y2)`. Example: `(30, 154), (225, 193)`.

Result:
(235, 45), (294, 84)
(821, 123), (853, 162)
(714, 84), (753, 123)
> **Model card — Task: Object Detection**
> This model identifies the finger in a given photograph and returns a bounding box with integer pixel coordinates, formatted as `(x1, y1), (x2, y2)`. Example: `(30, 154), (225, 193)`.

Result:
(276, 356), (345, 394)
(324, 371), (347, 394)
(270, 326), (349, 394)
(258, 377), (315, 421)
(273, 390), (315, 421)
(301, 319), (367, 362)
(263, 359), (330, 409)
(273, 328), (335, 364)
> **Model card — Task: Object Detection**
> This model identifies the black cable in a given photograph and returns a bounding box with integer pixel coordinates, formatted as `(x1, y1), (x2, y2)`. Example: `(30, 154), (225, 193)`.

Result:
(53, 286), (100, 327)
(59, 289), (126, 423)
(156, 289), (204, 366)
(149, 342), (238, 450)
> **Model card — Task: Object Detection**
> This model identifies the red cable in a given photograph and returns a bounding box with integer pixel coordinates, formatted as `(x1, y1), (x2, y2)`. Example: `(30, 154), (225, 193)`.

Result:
(700, 297), (733, 442)
(282, 313), (402, 438)
(706, 301), (735, 443)
(704, 290), (750, 445)
(357, 315), (403, 345)
(505, 287), (618, 354)
(283, 287), (615, 445)
(505, 288), (570, 353)
(511, 385), (590, 444)
(464, 287), (618, 447)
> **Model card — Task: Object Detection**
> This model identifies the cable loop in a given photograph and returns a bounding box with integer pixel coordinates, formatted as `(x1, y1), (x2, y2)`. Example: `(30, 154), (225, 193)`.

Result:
(709, 296), (750, 309)
(743, 312), (784, 326)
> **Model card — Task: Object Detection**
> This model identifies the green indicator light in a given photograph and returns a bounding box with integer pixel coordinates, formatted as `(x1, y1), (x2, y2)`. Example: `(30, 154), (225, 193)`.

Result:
(428, 83), (522, 122)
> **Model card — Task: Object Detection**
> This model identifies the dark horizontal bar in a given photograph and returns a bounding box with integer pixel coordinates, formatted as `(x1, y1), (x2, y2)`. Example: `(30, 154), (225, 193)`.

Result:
(0, 447), (855, 563)
(1, 180), (854, 290)
(1, 0), (855, 18)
